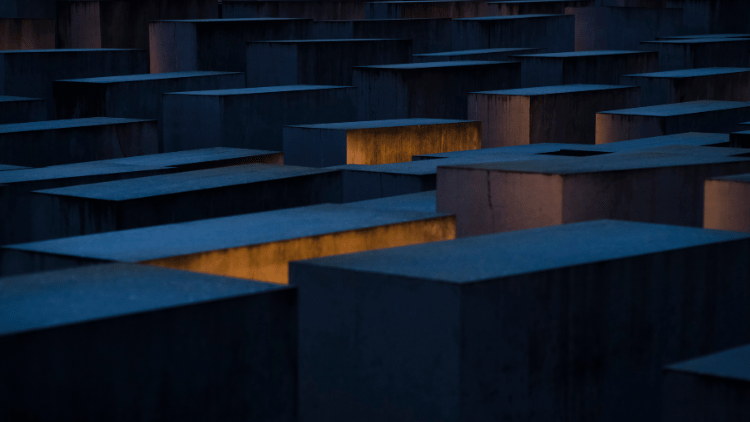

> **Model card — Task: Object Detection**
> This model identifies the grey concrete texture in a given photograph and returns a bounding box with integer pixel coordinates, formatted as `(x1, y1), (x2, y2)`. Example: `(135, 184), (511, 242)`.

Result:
(436, 145), (750, 237)
(354, 61), (521, 120)
(515, 50), (659, 87)
(0, 49), (148, 118)
(162, 85), (357, 152)
(290, 219), (750, 422)
(55, 0), (218, 50)
(0, 95), (46, 124)
(313, 18), (453, 54)
(489, 0), (594, 16)
(662, 344), (750, 422)
(596, 100), (750, 143)
(366, 1), (489, 19)
(641, 38), (750, 71)
(246, 39), (412, 87)
(223, 1), (366, 20)
(0, 18), (54, 49)
(565, 6), (684, 51)
(0, 118), (159, 167)
(413, 47), (545, 63)
(468, 84), (641, 147)
(620, 67), (750, 106)
(451, 14), (575, 52)
(0, 263), (296, 422)
(149, 18), (313, 73)
(26, 164), (344, 242)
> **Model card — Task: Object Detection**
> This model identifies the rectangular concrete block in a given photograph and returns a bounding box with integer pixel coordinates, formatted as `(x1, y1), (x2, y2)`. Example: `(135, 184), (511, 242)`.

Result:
(489, 0), (594, 15)
(516, 50), (659, 87)
(0, 118), (159, 167)
(452, 14), (575, 52)
(246, 39), (412, 87)
(596, 100), (750, 143)
(354, 61), (521, 120)
(163, 85), (357, 152)
(620, 67), (750, 106)
(437, 145), (750, 236)
(0, 18), (54, 49)
(283, 119), (481, 167)
(98, 147), (285, 170)
(642, 38), (750, 71)
(0, 263), (296, 422)
(290, 219), (750, 422)
(314, 18), (453, 54)
(149, 18), (313, 73)
(2, 203), (455, 281)
(469, 84), (641, 148)
(0, 96), (46, 124)
(223, 1), (366, 20)
(704, 172), (750, 233)
(601, 0), (750, 34)
(365, 1), (488, 19)
(413, 47), (545, 63)
(0, 0), (56, 19)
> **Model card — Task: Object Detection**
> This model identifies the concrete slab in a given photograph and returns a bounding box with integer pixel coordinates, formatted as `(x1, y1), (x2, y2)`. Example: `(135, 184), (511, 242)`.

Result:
(97, 147), (285, 169)
(163, 85), (357, 151)
(0, 49), (148, 118)
(413, 47), (545, 63)
(354, 61), (521, 120)
(0, 18), (54, 49)
(662, 344), (750, 422)
(642, 38), (750, 71)
(0, 118), (159, 167)
(596, 100), (750, 143)
(0, 164), (26, 171)
(514, 50), (659, 87)
(489, 0), (594, 15)
(0, 0), (56, 19)
(452, 14), (574, 52)
(283, 118), (481, 167)
(704, 172), (750, 233)
(658, 33), (750, 40)
(366, 1), (488, 19)
(246, 39), (412, 87)
(436, 145), (750, 236)
(730, 130), (750, 149)
(313, 18), (452, 54)
(620, 67), (750, 106)
(223, 0), (366, 20)
(469, 84), (641, 148)
(600, 0), (750, 34)
(27, 164), (343, 242)
(0, 263), (296, 422)
(290, 219), (750, 422)
(0, 95), (46, 124)
(348, 190), (438, 213)
(2, 203), (455, 281)
(149, 18), (313, 73)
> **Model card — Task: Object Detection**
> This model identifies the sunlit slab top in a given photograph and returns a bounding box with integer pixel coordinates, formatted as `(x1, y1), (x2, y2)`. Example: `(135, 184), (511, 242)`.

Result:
(58, 71), (243, 84)
(666, 344), (750, 383)
(292, 220), (750, 283)
(597, 100), (750, 117)
(0, 117), (152, 134)
(622, 67), (750, 78)
(474, 84), (633, 96)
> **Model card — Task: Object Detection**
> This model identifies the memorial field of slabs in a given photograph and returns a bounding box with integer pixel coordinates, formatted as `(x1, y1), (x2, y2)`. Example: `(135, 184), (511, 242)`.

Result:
(1, 1), (750, 421)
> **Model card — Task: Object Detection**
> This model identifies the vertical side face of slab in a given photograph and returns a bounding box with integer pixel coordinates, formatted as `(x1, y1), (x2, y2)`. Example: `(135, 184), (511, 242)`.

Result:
(520, 57), (564, 88)
(562, 53), (659, 85)
(246, 42), (299, 87)
(620, 75), (671, 106)
(283, 127), (348, 167)
(470, 94), (531, 148)
(704, 178), (750, 233)
(595, 113), (665, 144)
(149, 21), (198, 73)
(0, 98), (46, 124)
(55, 1), (103, 49)
(354, 68), (408, 120)
(661, 370), (750, 422)
(162, 94), (223, 152)
(54, 81), (108, 119)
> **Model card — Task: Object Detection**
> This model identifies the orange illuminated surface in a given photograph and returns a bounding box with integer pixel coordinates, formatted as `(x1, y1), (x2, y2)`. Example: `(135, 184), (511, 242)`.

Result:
(704, 176), (750, 232)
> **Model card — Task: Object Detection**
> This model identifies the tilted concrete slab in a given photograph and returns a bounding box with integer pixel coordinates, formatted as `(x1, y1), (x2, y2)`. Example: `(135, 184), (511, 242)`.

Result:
(163, 85), (357, 151)
(469, 84), (641, 148)
(223, 0), (366, 20)
(348, 190), (438, 213)
(621, 67), (750, 106)
(2, 203), (455, 281)
(704, 172), (750, 233)
(596, 100), (750, 143)
(290, 219), (750, 422)
(313, 18), (452, 54)
(641, 38), (750, 71)
(413, 47), (545, 63)
(0, 18), (54, 49)
(366, 1), (488, 19)
(452, 14), (575, 52)
(0, 95), (46, 124)
(97, 147), (284, 170)
(354, 61), (521, 120)
(0, 263), (296, 422)
(284, 118), (481, 167)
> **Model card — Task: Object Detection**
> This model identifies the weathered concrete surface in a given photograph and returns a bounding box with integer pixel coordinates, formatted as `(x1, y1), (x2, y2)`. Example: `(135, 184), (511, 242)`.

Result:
(0, 18), (54, 49)
(98, 147), (284, 170)
(489, 0), (594, 15)
(413, 47), (544, 63)
(621, 67), (750, 106)
(596, 101), (750, 143)
(469, 84), (641, 148)
(284, 119), (481, 167)
(452, 14), (574, 52)
(0, 0), (57, 19)
(366, 1), (488, 19)
(246, 39), (412, 87)
(223, 0), (366, 20)
(290, 219), (750, 422)
(641, 38), (750, 71)
(662, 344), (750, 422)
(313, 18), (453, 54)
(0, 263), (296, 422)
(163, 85), (357, 152)
(0, 96), (46, 124)
(0, 118), (159, 167)
(149, 18), (313, 73)
(2, 204), (455, 281)
(565, 6), (683, 51)
(704, 173), (750, 233)
(0, 49), (148, 118)
(437, 145), (750, 236)
(515, 50), (658, 87)
(354, 61), (521, 120)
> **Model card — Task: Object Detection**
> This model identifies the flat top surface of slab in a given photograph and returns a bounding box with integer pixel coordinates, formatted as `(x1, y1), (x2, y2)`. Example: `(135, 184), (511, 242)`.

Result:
(455, 14), (562, 20)
(517, 50), (650, 58)
(348, 191), (436, 213)
(661, 34), (750, 39)
(643, 38), (750, 45)
(6, 204), (447, 262)
(355, 60), (509, 70)
(0, 95), (43, 102)
(623, 67), (750, 78)
(156, 18), (307, 23)
(415, 142), (603, 159)
(415, 48), (540, 56)
(666, 344), (750, 383)
(0, 117), (153, 134)
(0, 163), (166, 186)
(474, 84), (632, 96)
(250, 38), (404, 44)
(599, 100), (750, 116)
(59, 71), (244, 84)
(96, 147), (280, 167)
(0, 263), (287, 337)
(35, 164), (332, 201)
(172, 85), (350, 96)
(295, 220), (749, 283)
(288, 118), (473, 130)
(0, 164), (28, 171)
(711, 172), (750, 184)
(0, 48), (142, 54)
